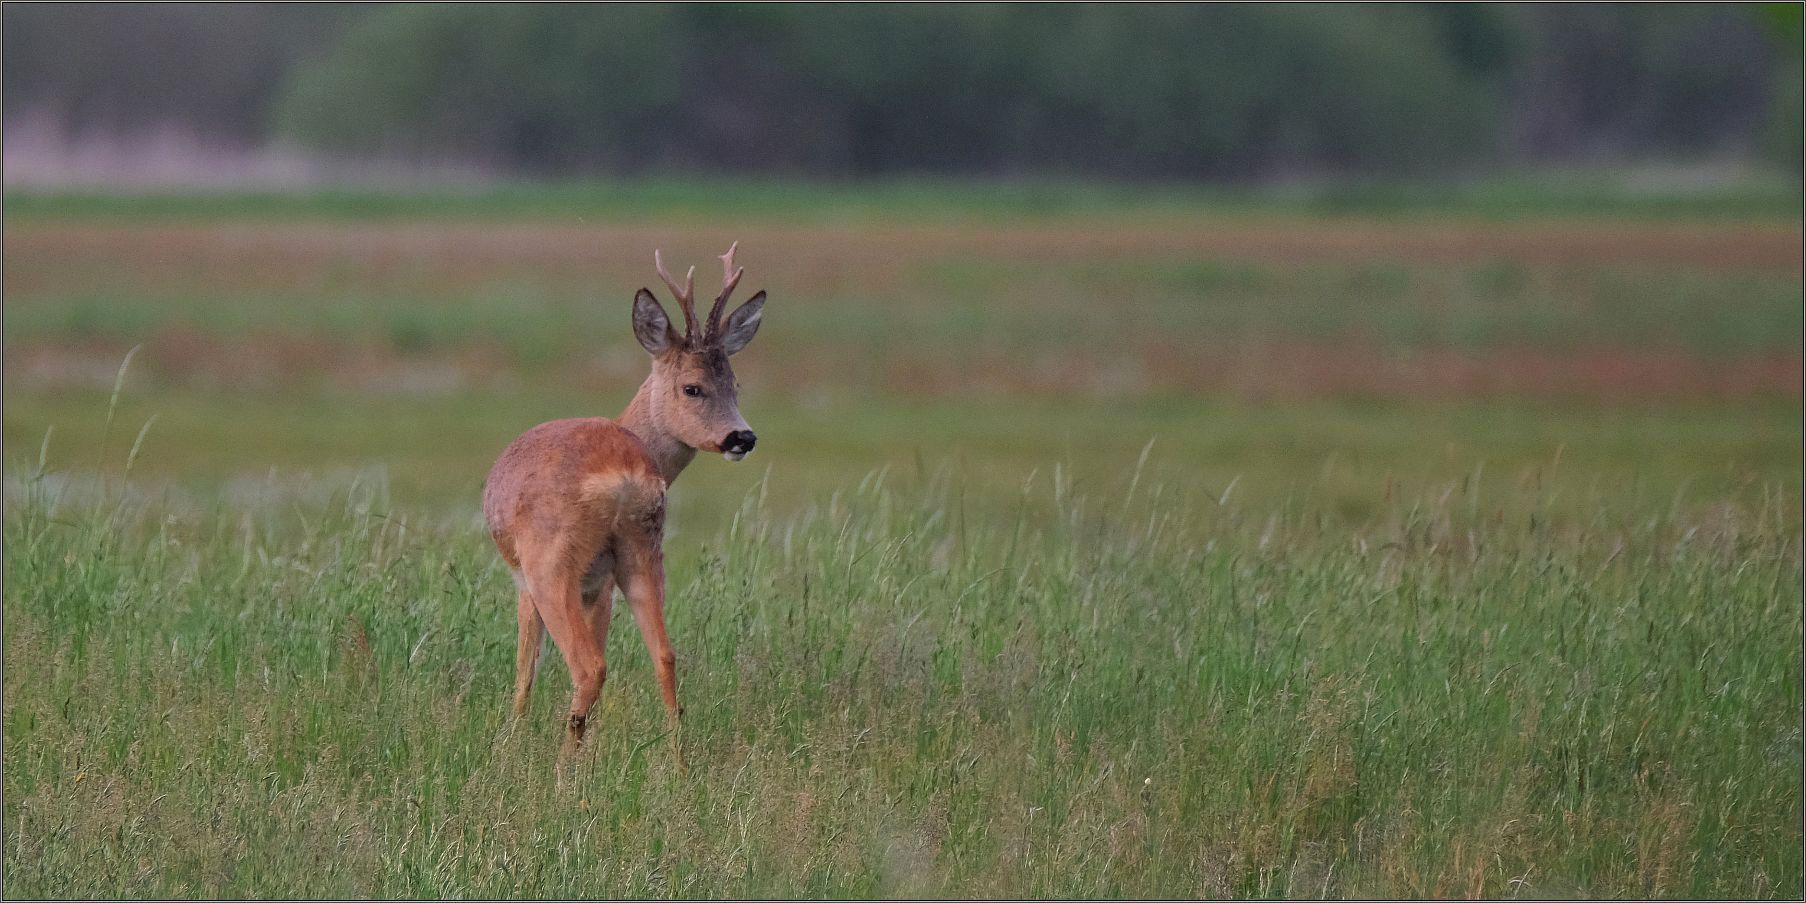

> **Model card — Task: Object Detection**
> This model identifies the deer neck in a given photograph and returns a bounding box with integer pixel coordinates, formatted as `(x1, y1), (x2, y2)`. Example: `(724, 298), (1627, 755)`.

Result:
(618, 376), (697, 485)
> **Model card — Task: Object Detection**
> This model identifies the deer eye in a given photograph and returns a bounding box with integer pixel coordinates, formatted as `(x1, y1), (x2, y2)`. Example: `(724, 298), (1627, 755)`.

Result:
(683, 384), (704, 398)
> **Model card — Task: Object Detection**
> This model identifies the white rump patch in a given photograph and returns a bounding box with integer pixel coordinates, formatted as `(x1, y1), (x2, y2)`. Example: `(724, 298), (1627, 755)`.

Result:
(579, 471), (634, 501)
(579, 471), (667, 516)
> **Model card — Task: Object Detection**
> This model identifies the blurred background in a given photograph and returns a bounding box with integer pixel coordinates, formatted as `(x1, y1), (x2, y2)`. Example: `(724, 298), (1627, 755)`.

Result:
(2, 2), (1800, 524)
(4, 3), (1803, 185)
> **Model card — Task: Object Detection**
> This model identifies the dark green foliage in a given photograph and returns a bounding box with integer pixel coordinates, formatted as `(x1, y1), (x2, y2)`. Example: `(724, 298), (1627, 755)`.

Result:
(0, 3), (354, 142)
(4, 4), (1796, 179)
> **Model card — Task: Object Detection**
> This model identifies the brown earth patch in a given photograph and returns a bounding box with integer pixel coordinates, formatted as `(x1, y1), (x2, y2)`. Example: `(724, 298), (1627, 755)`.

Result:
(1140, 341), (1803, 403)
(4, 217), (1799, 300)
(8, 331), (1798, 403)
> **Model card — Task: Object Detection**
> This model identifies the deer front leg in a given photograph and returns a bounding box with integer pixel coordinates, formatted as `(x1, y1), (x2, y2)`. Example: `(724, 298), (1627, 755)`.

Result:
(621, 543), (685, 773)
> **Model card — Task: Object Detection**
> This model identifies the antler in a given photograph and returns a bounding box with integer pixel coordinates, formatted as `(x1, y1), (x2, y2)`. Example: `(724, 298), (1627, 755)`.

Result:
(706, 241), (745, 342)
(653, 249), (698, 341)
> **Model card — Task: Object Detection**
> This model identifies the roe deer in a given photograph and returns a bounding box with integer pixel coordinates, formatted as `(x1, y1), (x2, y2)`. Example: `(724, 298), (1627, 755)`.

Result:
(483, 242), (765, 763)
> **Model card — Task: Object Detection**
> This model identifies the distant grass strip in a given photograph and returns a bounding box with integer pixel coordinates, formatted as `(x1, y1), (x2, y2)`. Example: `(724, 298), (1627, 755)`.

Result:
(5, 169), (1801, 223)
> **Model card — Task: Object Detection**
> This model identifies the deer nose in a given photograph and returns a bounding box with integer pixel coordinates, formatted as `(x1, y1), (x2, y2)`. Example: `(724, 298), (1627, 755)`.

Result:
(723, 430), (756, 454)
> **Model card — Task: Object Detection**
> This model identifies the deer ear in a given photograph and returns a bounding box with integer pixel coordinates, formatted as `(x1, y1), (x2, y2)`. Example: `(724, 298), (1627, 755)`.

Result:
(720, 291), (765, 355)
(632, 288), (681, 355)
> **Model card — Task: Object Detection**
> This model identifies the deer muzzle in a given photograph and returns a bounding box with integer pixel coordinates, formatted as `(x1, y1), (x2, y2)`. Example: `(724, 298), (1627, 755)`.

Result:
(721, 429), (756, 461)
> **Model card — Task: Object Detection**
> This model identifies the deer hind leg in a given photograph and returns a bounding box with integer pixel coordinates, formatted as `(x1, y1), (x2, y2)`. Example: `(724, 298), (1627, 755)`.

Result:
(511, 577), (545, 717)
(580, 572), (616, 697)
(522, 556), (607, 757)
(619, 537), (685, 771)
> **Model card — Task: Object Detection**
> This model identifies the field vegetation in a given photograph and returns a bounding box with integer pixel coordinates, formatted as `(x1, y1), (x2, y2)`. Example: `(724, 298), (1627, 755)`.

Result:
(2, 185), (1800, 897)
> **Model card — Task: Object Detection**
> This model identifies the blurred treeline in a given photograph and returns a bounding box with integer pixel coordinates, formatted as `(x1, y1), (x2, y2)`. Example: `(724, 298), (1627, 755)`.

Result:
(4, 3), (1800, 180)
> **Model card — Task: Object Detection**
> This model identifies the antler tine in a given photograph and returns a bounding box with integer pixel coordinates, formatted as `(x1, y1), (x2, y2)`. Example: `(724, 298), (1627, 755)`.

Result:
(653, 249), (698, 341)
(707, 241), (745, 340)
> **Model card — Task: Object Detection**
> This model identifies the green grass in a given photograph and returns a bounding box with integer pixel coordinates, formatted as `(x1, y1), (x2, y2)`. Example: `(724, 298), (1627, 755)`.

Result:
(5, 167), (1802, 223)
(2, 192), (1801, 896)
(8, 262), (1802, 361)
(7, 384), (1790, 564)
(6, 386), (1799, 524)
(4, 423), (1800, 897)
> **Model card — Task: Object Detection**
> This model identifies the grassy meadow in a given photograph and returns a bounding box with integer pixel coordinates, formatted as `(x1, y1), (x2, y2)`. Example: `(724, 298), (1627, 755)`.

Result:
(2, 182), (1801, 897)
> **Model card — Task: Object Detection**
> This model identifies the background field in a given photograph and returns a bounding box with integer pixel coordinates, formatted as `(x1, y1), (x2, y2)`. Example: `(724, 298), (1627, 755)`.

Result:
(3, 185), (1802, 897)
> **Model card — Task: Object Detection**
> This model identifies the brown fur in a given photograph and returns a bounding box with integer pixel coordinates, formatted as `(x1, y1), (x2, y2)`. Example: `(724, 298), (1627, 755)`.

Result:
(483, 418), (666, 574)
(620, 346), (750, 462)
(483, 245), (765, 767)
(483, 418), (677, 757)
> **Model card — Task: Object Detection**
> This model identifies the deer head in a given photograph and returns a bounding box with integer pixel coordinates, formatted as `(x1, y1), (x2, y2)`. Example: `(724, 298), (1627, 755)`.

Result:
(630, 242), (766, 461)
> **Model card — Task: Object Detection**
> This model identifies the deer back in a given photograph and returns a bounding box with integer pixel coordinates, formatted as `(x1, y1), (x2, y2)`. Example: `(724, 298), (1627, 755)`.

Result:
(483, 417), (668, 572)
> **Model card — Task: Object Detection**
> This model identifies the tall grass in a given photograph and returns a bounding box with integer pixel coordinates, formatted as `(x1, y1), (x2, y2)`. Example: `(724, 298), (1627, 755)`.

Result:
(4, 448), (1798, 897)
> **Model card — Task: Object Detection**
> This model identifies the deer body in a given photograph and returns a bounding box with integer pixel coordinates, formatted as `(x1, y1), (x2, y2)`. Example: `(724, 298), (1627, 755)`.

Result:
(483, 244), (766, 760)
